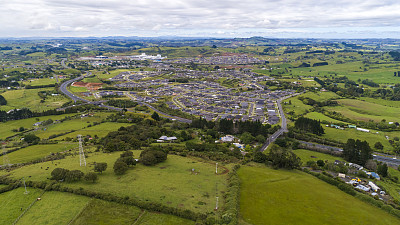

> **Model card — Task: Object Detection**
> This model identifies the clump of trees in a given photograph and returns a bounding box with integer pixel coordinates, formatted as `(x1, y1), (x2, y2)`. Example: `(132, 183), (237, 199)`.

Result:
(23, 134), (40, 144)
(0, 95), (6, 105)
(140, 147), (168, 166)
(113, 151), (136, 175)
(294, 117), (324, 136)
(342, 139), (372, 166)
(266, 145), (301, 169)
(51, 168), (84, 182)
(94, 162), (107, 174)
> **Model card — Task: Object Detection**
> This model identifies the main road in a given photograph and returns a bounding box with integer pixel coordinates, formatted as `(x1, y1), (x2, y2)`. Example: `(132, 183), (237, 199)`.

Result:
(260, 91), (304, 152)
(58, 73), (192, 123)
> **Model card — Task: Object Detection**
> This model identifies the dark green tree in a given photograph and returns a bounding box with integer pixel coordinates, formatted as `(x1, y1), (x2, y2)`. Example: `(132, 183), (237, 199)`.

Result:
(23, 134), (40, 144)
(51, 168), (69, 181)
(65, 170), (84, 182)
(253, 151), (267, 163)
(374, 142), (384, 150)
(267, 145), (301, 169)
(94, 162), (108, 174)
(377, 163), (388, 177)
(84, 172), (98, 183)
(151, 112), (160, 121)
(0, 95), (6, 105)
(113, 160), (128, 175)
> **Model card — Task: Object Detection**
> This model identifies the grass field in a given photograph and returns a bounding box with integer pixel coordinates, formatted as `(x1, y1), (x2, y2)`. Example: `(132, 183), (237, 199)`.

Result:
(18, 191), (90, 225)
(21, 78), (59, 86)
(72, 199), (194, 225)
(0, 187), (43, 225)
(303, 112), (344, 124)
(2, 153), (229, 214)
(323, 127), (393, 152)
(0, 113), (80, 139)
(238, 165), (400, 225)
(360, 97), (400, 108)
(52, 122), (132, 140)
(326, 99), (400, 122)
(293, 149), (344, 164)
(0, 88), (69, 112)
(0, 143), (76, 164)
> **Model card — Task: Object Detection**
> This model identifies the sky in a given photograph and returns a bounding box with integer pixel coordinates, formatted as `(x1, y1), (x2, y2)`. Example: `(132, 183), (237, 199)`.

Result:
(1, 0), (400, 38)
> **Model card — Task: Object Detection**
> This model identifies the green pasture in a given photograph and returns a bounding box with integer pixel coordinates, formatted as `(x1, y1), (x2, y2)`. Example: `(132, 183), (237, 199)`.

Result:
(52, 122), (132, 140)
(323, 127), (393, 152)
(293, 149), (343, 164)
(21, 78), (59, 86)
(0, 143), (76, 164)
(0, 88), (69, 112)
(2, 153), (229, 214)
(0, 113), (80, 139)
(327, 99), (400, 122)
(69, 86), (89, 93)
(18, 191), (90, 225)
(72, 199), (194, 225)
(238, 165), (400, 225)
(0, 187), (43, 225)
(360, 97), (400, 108)
(303, 112), (343, 124)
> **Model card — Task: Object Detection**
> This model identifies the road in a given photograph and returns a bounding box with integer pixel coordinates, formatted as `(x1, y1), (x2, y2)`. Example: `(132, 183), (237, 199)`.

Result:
(260, 92), (304, 152)
(299, 140), (400, 166)
(58, 74), (192, 123)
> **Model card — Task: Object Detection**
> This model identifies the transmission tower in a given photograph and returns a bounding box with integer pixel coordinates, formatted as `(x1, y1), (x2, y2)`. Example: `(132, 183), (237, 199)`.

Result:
(78, 135), (86, 166)
(2, 142), (10, 167)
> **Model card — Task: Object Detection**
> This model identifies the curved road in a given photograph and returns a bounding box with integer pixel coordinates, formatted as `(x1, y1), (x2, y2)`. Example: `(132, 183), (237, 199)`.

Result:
(58, 73), (192, 123)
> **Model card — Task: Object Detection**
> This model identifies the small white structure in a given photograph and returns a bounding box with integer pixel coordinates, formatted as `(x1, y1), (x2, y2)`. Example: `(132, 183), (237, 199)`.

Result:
(338, 173), (346, 178)
(157, 136), (177, 142)
(221, 135), (235, 142)
(368, 181), (380, 192)
(356, 127), (370, 133)
(355, 184), (371, 192)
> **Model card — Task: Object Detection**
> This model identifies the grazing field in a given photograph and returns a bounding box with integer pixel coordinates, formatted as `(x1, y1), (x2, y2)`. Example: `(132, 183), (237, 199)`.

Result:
(72, 199), (194, 225)
(323, 127), (393, 152)
(0, 88), (69, 112)
(0, 187), (43, 225)
(326, 99), (400, 122)
(18, 191), (90, 225)
(52, 122), (132, 140)
(360, 97), (400, 108)
(21, 78), (60, 86)
(0, 143), (76, 164)
(293, 149), (343, 164)
(303, 112), (343, 124)
(0, 113), (80, 139)
(2, 153), (229, 214)
(238, 165), (400, 225)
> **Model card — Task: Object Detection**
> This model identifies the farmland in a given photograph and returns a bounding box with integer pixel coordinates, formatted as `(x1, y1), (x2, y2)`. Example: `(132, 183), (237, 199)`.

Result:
(293, 149), (344, 164)
(2, 152), (229, 214)
(238, 165), (400, 225)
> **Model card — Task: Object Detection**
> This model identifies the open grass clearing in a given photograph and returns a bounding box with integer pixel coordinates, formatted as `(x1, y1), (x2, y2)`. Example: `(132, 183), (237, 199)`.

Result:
(52, 122), (132, 140)
(2, 153), (229, 214)
(238, 165), (400, 225)
(0, 113), (80, 139)
(0, 143), (76, 164)
(0, 187), (43, 225)
(293, 149), (344, 164)
(304, 112), (343, 124)
(0, 88), (69, 112)
(18, 191), (90, 225)
(327, 99), (400, 122)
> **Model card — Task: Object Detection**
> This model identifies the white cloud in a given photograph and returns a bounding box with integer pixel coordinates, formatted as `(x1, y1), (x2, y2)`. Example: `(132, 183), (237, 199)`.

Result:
(0, 0), (400, 37)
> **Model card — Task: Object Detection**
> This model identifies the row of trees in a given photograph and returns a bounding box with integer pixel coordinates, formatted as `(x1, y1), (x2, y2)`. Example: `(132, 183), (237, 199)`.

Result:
(253, 145), (301, 169)
(294, 117), (325, 136)
(342, 139), (373, 166)
(51, 168), (97, 183)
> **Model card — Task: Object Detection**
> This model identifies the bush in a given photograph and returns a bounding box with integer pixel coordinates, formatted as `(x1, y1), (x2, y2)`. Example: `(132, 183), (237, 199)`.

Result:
(113, 160), (128, 175)
(84, 172), (98, 183)
(140, 148), (167, 166)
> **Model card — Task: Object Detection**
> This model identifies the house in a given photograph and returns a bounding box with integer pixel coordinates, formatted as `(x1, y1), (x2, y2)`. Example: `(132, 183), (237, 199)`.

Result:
(348, 163), (363, 170)
(368, 181), (380, 192)
(366, 172), (381, 180)
(157, 136), (177, 142)
(221, 135), (235, 142)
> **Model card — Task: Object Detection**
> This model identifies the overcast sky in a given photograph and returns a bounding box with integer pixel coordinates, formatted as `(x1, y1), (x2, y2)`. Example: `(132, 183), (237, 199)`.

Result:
(1, 0), (400, 38)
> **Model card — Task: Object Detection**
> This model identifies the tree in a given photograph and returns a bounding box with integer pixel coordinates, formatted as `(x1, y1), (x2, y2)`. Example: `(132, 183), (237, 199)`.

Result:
(256, 135), (266, 143)
(120, 151), (133, 158)
(140, 148), (168, 166)
(119, 156), (136, 167)
(267, 145), (301, 169)
(377, 163), (388, 177)
(84, 172), (98, 183)
(241, 132), (255, 145)
(374, 142), (384, 150)
(0, 95), (7, 105)
(51, 168), (69, 181)
(65, 170), (84, 182)
(151, 112), (160, 121)
(317, 160), (325, 167)
(343, 139), (372, 166)
(23, 134), (40, 144)
(113, 160), (128, 175)
(253, 151), (267, 163)
(365, 159), (377, 171)
(94, 162), (108, 174)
